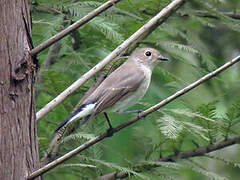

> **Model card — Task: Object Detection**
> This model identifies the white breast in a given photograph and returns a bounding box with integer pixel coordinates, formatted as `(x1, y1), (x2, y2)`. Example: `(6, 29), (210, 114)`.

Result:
(110, 64), (152, 113)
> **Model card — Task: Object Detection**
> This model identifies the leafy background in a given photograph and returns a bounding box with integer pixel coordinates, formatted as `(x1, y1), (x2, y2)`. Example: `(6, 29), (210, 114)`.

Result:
(32, 0), (240, 179)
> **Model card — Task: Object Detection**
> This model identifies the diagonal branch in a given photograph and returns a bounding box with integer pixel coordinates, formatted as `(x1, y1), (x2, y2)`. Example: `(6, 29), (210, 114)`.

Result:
(30, 0), (122, 56)
(28, 54), (240, 179)
(157, 135), (240, 162)
(36, 0), (185, 121)
(95, 135), (240, 180)
(178, 10), (240, 20)
(143, 9), (240, 20)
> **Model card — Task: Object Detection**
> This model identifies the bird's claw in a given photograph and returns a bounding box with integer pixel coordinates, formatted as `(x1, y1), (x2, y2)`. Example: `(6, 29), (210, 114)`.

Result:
(106, 127), (114, 137)
(137, 110), (146, 119)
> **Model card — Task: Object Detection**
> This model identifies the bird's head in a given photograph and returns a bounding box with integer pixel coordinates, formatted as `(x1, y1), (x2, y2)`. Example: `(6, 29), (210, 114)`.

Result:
(130, 47), (168, 69)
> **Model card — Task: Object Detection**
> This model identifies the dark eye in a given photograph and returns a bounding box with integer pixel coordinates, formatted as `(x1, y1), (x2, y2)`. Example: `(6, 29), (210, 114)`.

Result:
(145, 51), (151, 57)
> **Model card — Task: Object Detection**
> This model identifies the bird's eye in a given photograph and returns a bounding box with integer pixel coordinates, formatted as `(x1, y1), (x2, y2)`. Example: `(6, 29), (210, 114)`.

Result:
(145, 51), (151, 57)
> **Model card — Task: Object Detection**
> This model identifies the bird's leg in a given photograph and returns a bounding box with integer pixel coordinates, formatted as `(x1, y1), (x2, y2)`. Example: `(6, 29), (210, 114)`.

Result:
(122, 109), (145, 119)
(104, 112), (114, 137)
(104, 112), (113, 129)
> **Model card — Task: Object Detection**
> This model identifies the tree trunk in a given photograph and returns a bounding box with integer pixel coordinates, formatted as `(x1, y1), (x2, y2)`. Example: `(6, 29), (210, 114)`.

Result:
(0, 1), (40, 179)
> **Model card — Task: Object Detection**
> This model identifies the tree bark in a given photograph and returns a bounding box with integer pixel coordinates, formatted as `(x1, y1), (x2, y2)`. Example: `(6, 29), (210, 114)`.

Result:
(0, 1), (40, 179)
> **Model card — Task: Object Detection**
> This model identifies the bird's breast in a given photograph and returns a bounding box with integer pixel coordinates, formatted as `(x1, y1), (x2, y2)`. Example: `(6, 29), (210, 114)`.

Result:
(110, 65), (152, 112)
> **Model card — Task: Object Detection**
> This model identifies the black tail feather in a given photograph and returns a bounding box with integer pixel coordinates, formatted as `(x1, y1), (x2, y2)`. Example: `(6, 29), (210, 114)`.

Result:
(54, 117), (71, 133)
(54, 103), (91, 133)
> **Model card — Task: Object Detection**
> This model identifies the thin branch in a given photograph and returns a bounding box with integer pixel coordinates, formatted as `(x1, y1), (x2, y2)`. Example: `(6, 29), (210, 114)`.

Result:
(95, 135), (240, 180)
(28, 54), (240, 179)
(32, 4), (63, 15)
(36, 0), (185, 121)
(143, 9), (240, 20)
(157, 136), (240, 162)
(30, 0), (122, 56)
(178, 10), (240, 20)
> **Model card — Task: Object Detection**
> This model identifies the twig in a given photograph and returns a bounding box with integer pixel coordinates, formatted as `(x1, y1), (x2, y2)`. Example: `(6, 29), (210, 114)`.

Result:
(178, 10), (240, 20)
(28, 54), (240, 179)
(95, 135), (240, 180)
(36, 0), (185, 121)
(157, 135), (240, 162)
(30, 0), (122, 56)
(143, 9), (240, 20)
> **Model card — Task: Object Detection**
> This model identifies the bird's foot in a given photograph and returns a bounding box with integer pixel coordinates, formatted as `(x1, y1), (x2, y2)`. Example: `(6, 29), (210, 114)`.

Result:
(137, 110), (144, 119)
(106, 127), (114, 137)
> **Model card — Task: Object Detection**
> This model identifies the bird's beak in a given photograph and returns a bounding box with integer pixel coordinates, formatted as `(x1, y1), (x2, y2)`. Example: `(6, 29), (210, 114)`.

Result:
(157, 56), (169, 61)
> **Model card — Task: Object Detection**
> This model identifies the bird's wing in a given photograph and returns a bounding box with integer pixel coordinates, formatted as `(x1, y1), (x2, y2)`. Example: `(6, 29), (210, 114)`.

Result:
(92, 68), (145, 116)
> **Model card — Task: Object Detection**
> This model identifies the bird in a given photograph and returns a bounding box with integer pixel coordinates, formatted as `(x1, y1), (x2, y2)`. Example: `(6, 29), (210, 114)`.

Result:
(54, 47), (168, 133)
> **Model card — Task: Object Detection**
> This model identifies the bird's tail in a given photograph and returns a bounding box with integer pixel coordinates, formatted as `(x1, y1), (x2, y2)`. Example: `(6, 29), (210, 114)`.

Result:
(54, 102), (96, 132)
(54, 117), (71, 133)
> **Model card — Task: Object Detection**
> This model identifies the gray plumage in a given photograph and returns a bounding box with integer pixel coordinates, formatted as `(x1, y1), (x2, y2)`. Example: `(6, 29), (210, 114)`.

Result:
(55, 47), (168, 132)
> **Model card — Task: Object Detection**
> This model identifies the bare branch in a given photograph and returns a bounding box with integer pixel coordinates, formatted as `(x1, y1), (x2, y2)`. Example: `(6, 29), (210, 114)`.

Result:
(143, 9), (240, 20)
(28, 54), (240, 179)
(157, 135), (240, 162)
(30, 0), (122, 56)
(178, 10), (240, 20)
(36, 0), (185, 121)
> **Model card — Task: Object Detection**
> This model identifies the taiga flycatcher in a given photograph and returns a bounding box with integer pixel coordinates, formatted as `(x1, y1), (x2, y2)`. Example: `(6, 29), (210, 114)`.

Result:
(55, 47), (168, 132)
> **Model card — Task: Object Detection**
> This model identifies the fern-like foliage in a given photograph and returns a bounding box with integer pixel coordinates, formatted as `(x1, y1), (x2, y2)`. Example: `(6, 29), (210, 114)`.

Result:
(183, 160), (228, 180)
(52, 1), (125, 43)
(90, 159), (149, 180)
(157, 114), (183, 139)
(220, 100), (240, 139)
(196, 103), (219, 143)
(61, 132), (95, 144)
(206, 154), (240, 169)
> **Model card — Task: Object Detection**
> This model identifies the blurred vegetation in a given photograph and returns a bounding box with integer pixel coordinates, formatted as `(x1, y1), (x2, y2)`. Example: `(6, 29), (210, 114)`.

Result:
(32, 0), (240, 179)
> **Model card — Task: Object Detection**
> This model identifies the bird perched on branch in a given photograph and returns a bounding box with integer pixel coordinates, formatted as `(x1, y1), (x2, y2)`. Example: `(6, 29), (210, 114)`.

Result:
(55, 47), (168, 133)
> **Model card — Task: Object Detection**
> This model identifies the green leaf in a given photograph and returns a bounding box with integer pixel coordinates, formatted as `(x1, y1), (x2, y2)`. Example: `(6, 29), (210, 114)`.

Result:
(157, 115), (183, 139)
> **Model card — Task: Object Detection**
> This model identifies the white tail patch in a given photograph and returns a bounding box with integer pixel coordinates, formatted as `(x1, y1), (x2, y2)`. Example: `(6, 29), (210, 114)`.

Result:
(68, 103), (96, 124)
